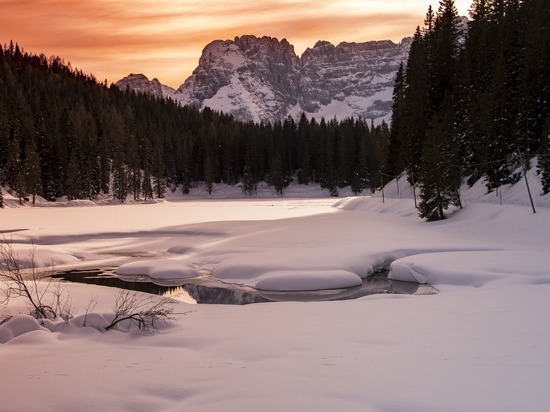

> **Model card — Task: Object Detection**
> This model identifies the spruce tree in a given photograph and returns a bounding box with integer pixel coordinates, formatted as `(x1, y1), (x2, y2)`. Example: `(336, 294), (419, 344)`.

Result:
(152, 147), (166, 199)
(538, 117), (550, 194)
(403, 27), (430, 177)
(141, 168), (154, 200)
(268, 153), (287, 195)
(113, 161), (129, 203)
(204, 155), (214, 195)
(23, 140), (42, 205)
(65, 152), (81, 200)
(387, 62), (407, 177)
(242, 165), (257, 196)
(418, 100), (461, 221)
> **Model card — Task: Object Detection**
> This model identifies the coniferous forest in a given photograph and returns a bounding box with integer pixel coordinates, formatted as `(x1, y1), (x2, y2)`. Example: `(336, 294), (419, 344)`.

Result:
(388, 0), (550, 220)
(0, 41), (389, 206)
(1, 0), (549, 220)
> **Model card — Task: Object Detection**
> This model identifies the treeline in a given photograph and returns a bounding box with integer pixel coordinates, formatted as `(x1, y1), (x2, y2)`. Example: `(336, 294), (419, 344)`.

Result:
(0, 41), (391, 206)
(388, 0), (550, 220)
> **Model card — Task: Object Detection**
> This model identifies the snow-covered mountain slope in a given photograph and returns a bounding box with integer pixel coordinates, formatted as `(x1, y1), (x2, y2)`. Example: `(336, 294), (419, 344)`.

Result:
(116, 35), (411, 124)
(176, 36), (302, 124)
(115, 73), (176, 99)
(297, 39), (411, 123)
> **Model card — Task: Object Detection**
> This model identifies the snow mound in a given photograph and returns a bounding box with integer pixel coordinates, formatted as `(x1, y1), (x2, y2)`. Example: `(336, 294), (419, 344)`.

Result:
(116, 260), (200, 281)
(389, 251), (550, 287)
(0, 315), (50, 344)
(254, 269), (362, 291)
(5, 243), (81, 268)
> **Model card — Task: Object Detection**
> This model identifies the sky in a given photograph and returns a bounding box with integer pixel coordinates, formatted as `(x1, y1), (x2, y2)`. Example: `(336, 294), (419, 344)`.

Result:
(1, 0), (472, 88)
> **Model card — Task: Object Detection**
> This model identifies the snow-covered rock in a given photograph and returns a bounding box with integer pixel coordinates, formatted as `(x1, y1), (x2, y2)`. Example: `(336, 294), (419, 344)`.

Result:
(115, 73), (176, 99)
(116, 35), (410, 124)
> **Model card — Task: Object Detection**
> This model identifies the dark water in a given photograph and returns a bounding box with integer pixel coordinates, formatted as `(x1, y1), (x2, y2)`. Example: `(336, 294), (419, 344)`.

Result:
(51, 268), (436, 305)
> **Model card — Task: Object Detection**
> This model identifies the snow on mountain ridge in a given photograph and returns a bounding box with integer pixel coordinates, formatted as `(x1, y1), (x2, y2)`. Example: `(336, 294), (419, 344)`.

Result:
(115, 73), (175, 99)
(116, 35), (411, 124)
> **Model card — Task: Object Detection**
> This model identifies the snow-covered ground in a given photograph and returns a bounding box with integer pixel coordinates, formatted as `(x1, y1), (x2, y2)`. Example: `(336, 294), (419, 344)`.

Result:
(1, 170), (550, 411)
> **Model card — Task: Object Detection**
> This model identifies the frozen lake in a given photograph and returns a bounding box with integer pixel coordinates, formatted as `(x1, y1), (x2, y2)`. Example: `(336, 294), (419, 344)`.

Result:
(2, 194), (550, 411)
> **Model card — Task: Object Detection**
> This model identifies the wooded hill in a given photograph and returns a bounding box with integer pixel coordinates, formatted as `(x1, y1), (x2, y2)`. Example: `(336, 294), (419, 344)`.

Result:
(388, 0), (550, 220)
(0, 41), (390, 206)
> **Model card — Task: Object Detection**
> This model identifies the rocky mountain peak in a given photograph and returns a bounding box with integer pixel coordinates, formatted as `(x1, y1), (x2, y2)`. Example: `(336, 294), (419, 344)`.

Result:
(115, 73), (175, 99)
(176, 35), (302, 123)
(117, 35), (412, 124)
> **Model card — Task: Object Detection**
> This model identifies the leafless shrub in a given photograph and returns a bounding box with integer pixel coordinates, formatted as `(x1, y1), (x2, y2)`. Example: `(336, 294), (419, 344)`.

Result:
(0, 240), (72, 321)
(51, 281), (73, 322)
(2, 240), (190, 334)
(82, 295), (99, 327)
(105, 289), (177, 332)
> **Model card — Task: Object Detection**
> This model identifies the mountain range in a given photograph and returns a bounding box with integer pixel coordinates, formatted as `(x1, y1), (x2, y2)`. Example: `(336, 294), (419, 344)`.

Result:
(116, 35), (412, 124)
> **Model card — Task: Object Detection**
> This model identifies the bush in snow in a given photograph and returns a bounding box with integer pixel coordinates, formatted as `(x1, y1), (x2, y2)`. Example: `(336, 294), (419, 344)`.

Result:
(0, 241), (73, 322)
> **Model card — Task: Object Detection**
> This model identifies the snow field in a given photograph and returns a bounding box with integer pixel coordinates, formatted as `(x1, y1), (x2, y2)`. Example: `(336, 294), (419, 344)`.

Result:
(1, 175), (550, 411)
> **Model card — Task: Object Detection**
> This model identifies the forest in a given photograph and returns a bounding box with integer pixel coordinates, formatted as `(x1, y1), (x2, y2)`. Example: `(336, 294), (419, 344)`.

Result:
(1, 0), (549, 221)
(388, 0), (549, 220)
(0, 41), (389, 206)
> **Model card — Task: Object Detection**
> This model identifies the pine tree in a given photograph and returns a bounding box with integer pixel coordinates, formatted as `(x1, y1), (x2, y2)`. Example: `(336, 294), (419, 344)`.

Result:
(296, 114), (312, 184)
(241, 165), (257, 196)
(23, 140), (42, 205)
(418, 99), (462, 221)
(152, 147), (166, 199)
(141, 168), (154, 200)
(126, 134), (141, 200)
(204, 154), (214, 195)
(538, 117), (550, 194)
(3, 137), (21, 192)
(112, 161), (129, 202)
(387, 62), (407, 177)
(268, 153), (287, 195)
(403, 27), (430, 176)
(428, 0), (461, 114)
(65, 152), (81, 200)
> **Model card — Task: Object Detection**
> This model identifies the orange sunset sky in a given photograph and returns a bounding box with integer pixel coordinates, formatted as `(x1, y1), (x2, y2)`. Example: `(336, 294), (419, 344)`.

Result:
(1, 0), (472, 88)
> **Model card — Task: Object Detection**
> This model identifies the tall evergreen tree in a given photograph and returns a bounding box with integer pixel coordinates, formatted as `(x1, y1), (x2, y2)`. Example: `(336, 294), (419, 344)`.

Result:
(152, 146), (166, 199)
(141, 168), (154, 200)
(403, 27), (430, 176)
(112, 160), (129, 202)
(387, 62), (407, 177)
(204, 154), (214, 195)
(538, 117), (550, 194)
(418, 99), (462, 221)
(241, 165), (257, 196)
(23, 140), (42, 204)
(65, 151), (81, 200)
(268, 152), (287, 195)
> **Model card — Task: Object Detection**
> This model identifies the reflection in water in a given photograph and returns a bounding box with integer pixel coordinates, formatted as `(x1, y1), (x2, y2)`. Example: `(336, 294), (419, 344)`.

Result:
(51, 269), (437, 305)
(50, 268), (198, 304)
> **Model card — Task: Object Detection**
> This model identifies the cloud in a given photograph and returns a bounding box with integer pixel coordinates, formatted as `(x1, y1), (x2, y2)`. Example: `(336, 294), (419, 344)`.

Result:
(1, 0), (450, 87)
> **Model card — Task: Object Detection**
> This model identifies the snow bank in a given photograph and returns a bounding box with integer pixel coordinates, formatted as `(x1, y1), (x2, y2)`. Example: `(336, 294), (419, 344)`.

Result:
(116, 260), (200, 280)
(389, 250), (550, 287)
(0, 315), (50, 344)
(2, 177), (550, 411)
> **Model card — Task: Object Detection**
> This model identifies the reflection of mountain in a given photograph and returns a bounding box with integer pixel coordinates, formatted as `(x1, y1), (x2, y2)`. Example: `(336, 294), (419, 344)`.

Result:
(116, 35), (411, 124)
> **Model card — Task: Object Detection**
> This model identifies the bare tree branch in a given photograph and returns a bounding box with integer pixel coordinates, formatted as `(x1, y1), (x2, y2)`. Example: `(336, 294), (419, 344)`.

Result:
(105, 289), (177, 332)
(0, 240), (71, 321)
